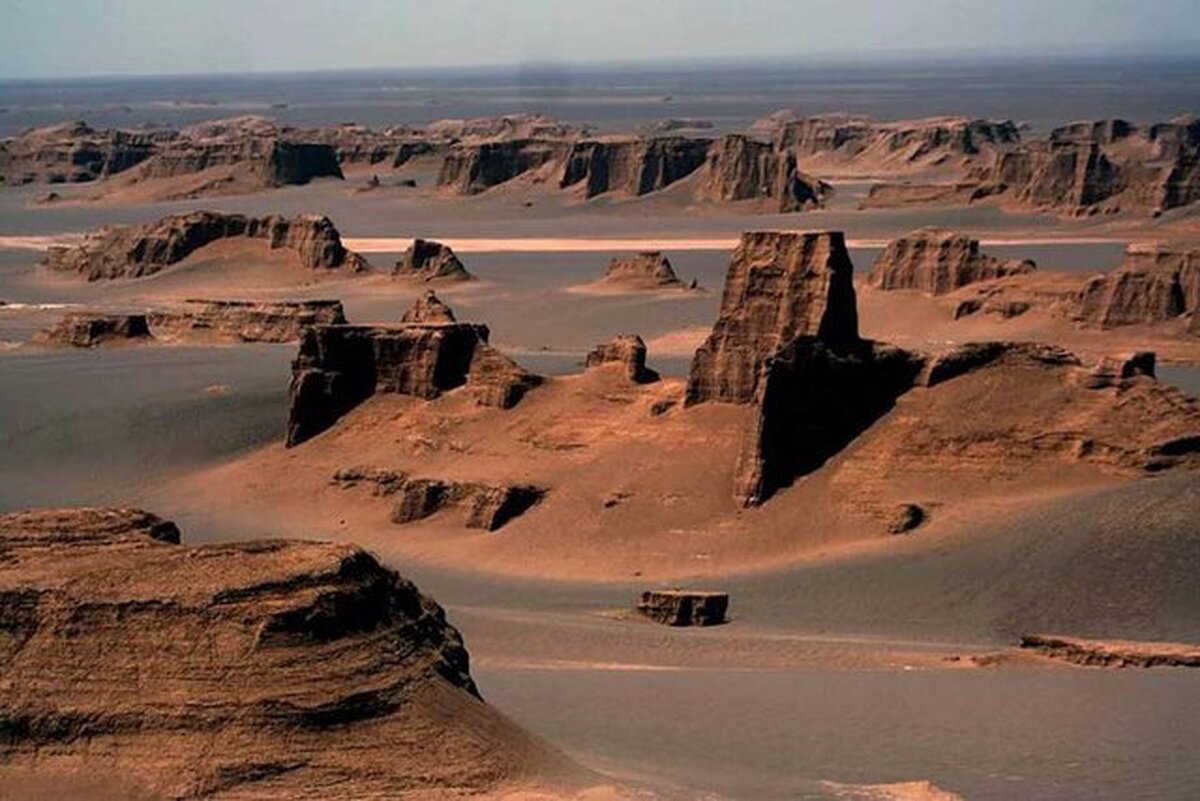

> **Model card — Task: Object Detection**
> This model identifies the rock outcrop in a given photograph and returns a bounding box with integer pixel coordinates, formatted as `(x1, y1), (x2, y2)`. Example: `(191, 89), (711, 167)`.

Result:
(401, 290), (458, 323)
(393, 238), (474, 282)
(637, 590), (729, 627)
(287, 296), (541, 446)
(585, 335), (660, 383)
(1075, 243), (1200, 329)
(1020, 634), (1200, 668)
(0, 121), (159, 185)
(699, 134), (829, 212)
(868, 228), (1036, 294)
(44, 211), (368, 281)
(148, 299), (346, 343)
(0, 507), (561, 798)
(34, 313), (152, 347)
(599, 251), (685, 290)
(686, 231), (924, 505)
(976, 117), (1200, 216)
(333, 468), (545, 531)
(437, 139), (571, 195)
(560, 137), (710, 197)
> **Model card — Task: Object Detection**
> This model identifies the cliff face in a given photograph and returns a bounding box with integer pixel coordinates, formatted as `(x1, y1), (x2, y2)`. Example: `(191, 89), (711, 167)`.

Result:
(437, 139), (571, 195)
(148, 299), (347, 343)
(0, 507), (558, 798)
(35, 313), (152, 347)
(600, 252), (684, 290)
(686, 231), (860, 406)
(699, 135), (829, 212)
(977, 117), (1200, 215)
(287, 296), (541, 446)
(43, 211), (368, 281)
(393, 238), (474, 282)
(560, 137), (711, 197)
(0, 121), (159, 185)
(1076, 243), (1200, 329)
(869, 228), (1036, 294)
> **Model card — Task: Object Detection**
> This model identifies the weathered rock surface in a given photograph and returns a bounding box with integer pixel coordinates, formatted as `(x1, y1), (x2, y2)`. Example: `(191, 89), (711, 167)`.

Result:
(148, 299), (346, 343)
(699, 134), (830, 212)
(637, 590), (729, 626)
(600, 251), (685, 290)
(560, 137), (710, 197)
(401, 289), (458, 323)
(0, 507), (560, 798)
(919, 342), (1080, 388)
(977, 116), (1200, 216)
(437, 139), (571, 195)
(1079, 351), (1157, 389)
(393, 238), (474, 282)
(44, 211), (368, 281)
(0, 121), (159, 185)
(585, 335), (660, 383)
(287, 296), (541, 446)
(333, 468), (546, 531)
(1075, 242), (1200, 329)
(686, 231), (861, 406)
(886, 503), (927, 534)
(1020, 634), (1200, 668)
(34, 313), (152, 347)
(869, 228), (1036, 294)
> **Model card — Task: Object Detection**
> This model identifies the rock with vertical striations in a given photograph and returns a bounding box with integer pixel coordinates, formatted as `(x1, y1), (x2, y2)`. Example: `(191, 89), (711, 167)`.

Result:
(869, 227), (1036, 294)
(436, 139), (571, 195)
(560, 137), (711, 197)
(637, 590), (729, 626)
(585, 335), (660, 384)
(393, 238), (474, 282)
(1075, 242), (1200, 329)
(35, 313), (153, 347)
(699, 134), (829, 212)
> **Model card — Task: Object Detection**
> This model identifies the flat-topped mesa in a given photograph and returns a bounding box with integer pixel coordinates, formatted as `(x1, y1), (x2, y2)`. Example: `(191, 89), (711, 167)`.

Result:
(392, 238), (474, 282)
(148, 299), (346, 343)
(560, 136), (711, 198)
(585, 335), (660, 384)
(869, 228), (1036, 294)
(601, 251), (685, 290)
(0, 121), (161, 185)
(436, 139), (572, 195)
(0, 507), (563, 797)
(287, 295), (541, 446)
(699, 135), (830, 212)
(1075, 242), (1200, 329)
(43, 211), (368, 281)
(686, 230), (861, 406)
(977, 117), (1200, 216)
(35, 313), (152, 348)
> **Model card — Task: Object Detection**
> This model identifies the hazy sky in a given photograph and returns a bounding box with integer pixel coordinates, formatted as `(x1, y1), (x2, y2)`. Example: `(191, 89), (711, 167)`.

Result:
(2, 0), (1197, 79)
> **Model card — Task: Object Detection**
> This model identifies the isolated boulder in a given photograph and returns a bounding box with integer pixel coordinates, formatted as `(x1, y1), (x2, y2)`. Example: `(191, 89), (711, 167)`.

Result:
(637, 590), (729, 626)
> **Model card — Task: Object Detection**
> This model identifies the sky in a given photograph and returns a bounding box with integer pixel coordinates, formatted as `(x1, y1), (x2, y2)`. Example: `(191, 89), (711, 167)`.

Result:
(1, 0), (1198, 80)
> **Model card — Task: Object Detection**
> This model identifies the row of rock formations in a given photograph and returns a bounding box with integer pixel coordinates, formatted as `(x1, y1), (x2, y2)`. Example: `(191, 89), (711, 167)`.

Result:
(0, 507), (560, 797)
(286, 292), (541, 446)
(43, 210), (367, 281)
(683, 230), (1200, 506)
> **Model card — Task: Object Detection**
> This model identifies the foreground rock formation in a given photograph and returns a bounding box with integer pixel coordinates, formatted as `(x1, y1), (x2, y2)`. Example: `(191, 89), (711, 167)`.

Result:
(44, 211), (368, 281)
(598, 251), (687, 291)
(148, 299), (347, 342)
(869, 228), (1036, 294)
(637, 590), (729, 627)
(287, 294), (540, 446)
(1076, 242), (1200, 329)
(1020, 634), (1200, 668)
(392, 238), (474, 282)
(0, 507), (568, 798)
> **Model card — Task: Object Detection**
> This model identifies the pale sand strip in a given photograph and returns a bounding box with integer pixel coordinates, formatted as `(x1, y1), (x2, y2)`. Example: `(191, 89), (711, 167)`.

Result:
(0, 233), (1127, 254)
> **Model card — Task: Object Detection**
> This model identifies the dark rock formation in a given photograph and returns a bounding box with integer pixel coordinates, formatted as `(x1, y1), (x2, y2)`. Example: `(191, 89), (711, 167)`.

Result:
(920, 342), (1080, 388)
(393, 238), (474, 282)
(333, 469), (544, 531)
(977, 116), (1200, 216)
(1019, 634), (1200, 668)
(599, 251), (684, 290)
(637, 590), (729, 626)
(35, 313), (152, 347)
(1076, 243), (1200, 329)
(0, 507), (557, 797)
(686, 231), (861, 405)
(869, 228), (1036, 294)
(585, 335), (660, 383)
(700, 135), (829, 212)
(401, 290), (458, 324)
(560, 137), (710, 197)
(148, 299), (346, 343)
(1080, 351), (1157, 389)
(44, 211), (368, 281)
(0, 121), (158, 184)
(437, 139), (570, 195)
(287, 298), (540, 446)
(887, 503), (927, 534)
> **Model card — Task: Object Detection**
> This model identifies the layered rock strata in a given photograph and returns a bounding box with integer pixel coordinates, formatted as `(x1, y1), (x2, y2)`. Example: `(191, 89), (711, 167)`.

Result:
(35, 313), (152, 347)
(560, 137), (710, 197)
(637, 590), (729, 627)
(585, 335), (660, 383)
(437, 139), (571, 195)
(1020, 634), (1200, 668)
(148, 299), (347, 343)
(869, 228), (1036, 294)
(599, 252), (685, 290)
(44, 211), (368, 281)
(1076, 243), (1200, 329)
